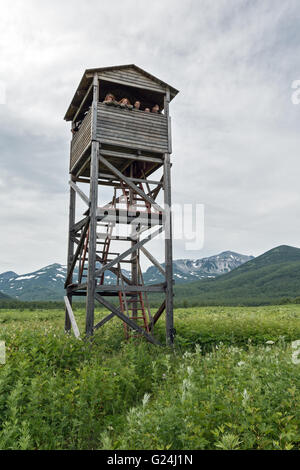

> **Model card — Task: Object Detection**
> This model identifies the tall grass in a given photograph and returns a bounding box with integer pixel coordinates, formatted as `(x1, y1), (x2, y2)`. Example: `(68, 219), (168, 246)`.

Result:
(0, 305), (300, 449)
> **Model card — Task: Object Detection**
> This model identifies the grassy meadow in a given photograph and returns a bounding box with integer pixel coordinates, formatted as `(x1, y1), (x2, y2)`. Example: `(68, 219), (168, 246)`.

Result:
(0, 305), (300, 450)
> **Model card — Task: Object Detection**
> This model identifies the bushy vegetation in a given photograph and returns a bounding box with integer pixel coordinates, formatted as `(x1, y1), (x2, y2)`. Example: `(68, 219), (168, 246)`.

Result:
(0, 306), (300, 449)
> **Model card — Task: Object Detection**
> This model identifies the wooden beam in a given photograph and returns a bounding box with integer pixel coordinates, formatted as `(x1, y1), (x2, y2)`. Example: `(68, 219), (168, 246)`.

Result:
(109, 266), (133, 285)
(86, 142), (99, 327)
(64, 296), (81, 338)
(164, 150), (174, 346)
(71, 216), (90, 234)
(75, 155), (91, 178)
(69, 181), (90, 207)
(149, 301), (166, 331)
(94, 294), (160, 346)
(65, 182), (76, 332)
(72, 237), (133, 286)
(72, 226), (164, 291)
(97, 207), (163, 227)
(88, 72), (164, 95)
(100, 148), (163, 164)
(65, 219), (90, 288)
(94, 226), (164, 278)
(72, 82), (93, 123)
(140, 246), (165, 277)
(98, 173), (163, 186)
(95, 284), (165, 293)
(99, 155), (164, 213)
(94, 312), (115, 330)
(85, 73), (100, 336)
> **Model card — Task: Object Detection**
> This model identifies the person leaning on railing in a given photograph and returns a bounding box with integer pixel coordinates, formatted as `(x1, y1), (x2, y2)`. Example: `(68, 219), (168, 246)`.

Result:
(119, 97), (133, 109)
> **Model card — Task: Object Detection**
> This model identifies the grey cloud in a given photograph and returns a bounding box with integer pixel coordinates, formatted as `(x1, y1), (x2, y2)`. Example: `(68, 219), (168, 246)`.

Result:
(1, 0), (300, 272)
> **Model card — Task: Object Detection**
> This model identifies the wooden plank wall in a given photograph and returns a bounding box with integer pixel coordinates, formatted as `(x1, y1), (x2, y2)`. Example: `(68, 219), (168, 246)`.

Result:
(70, 108), (92, 170)
(97, 103), (169, 153)
(98, 68), (165, 93)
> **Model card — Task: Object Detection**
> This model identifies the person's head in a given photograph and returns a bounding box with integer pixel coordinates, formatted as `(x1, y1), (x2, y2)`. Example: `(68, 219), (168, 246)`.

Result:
(120, 97), (131, 105)
(134, 100), (141, 109)
(145, 107), (150, 112)
(104, 93), (115, 102)
(152, 104), (160, 113)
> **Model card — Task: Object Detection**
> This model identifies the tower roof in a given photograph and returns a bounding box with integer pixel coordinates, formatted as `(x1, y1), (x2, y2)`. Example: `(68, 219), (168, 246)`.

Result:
(64, 64), (179, 121)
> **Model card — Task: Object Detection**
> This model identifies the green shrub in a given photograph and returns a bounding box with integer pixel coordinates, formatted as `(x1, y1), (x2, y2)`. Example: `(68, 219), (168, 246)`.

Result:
(0, 305), (300, 449)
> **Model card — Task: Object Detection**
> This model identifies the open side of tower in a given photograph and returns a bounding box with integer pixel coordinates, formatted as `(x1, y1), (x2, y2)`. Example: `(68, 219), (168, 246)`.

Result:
(63, 64), (179, 346)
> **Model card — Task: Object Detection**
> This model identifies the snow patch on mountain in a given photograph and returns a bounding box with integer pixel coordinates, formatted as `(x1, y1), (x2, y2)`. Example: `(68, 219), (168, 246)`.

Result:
(0, 251), (254, 300)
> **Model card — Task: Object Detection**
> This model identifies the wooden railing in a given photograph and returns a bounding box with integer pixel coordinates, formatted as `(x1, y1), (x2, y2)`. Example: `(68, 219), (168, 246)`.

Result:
(70, 109), (92, 170)
(96, 103), (169, 154)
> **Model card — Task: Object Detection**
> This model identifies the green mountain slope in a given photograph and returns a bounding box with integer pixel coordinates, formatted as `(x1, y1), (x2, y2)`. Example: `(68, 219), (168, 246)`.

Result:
(175, 245), (300, 306)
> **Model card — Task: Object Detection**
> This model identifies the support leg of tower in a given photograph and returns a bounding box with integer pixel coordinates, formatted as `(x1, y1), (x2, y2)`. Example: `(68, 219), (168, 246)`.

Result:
(164, 153), (174, 346)
(65, 179), (76, 332)
(86, 140), (99, 336)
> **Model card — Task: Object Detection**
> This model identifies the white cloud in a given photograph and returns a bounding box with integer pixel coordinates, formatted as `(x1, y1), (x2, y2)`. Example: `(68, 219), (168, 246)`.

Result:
(0, 0), (300, 273)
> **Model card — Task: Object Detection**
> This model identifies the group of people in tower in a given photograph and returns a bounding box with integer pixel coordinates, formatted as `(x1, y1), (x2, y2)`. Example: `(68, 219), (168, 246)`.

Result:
(71, 92), (161, 135)
(103, 93), (160, 114)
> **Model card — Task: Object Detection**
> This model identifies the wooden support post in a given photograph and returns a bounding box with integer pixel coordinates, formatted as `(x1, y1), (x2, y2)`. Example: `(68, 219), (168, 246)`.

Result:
(164, 88), (174, 346)
(64, 296), (81, 338)
(65, 178), (76, 332)
(86, 73), (99, 336)
(130, 164), (138, 319)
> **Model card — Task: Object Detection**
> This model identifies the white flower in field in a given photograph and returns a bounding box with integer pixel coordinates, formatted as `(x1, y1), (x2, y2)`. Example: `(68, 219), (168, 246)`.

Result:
(237, 361), (245, 367)
(242, 389), (250, 407)
(183, 351), (192, 359)
(266, 340), (275, 345)
(142, 393), (151, 407)
(187, 366), (193, 377)
(181, 378), (193, 403)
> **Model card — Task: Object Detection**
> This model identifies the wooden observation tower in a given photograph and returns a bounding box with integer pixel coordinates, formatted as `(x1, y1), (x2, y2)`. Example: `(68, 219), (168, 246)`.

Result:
(63, 65), (178, 345)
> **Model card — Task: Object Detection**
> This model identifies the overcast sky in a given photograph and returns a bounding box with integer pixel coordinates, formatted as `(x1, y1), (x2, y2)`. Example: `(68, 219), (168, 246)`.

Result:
(1, 0), (300, 274)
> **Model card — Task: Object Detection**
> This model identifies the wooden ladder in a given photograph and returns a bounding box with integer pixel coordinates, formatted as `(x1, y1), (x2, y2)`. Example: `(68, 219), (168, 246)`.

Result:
(117, 263), (150, 340)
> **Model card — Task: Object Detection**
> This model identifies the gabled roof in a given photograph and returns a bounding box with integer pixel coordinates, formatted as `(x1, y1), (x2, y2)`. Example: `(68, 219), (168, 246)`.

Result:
(64, 64), (179, 121)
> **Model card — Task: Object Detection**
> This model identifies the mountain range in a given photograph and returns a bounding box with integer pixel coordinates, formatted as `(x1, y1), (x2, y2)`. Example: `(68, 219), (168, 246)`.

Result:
(2, 246), (299, 305)
(175, 245), (300, 306)
(0, 250), (253, 301)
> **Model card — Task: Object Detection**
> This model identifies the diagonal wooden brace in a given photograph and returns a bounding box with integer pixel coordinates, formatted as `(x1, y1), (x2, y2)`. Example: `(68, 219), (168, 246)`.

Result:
(94, 226), (164, 278)
(94, 293), (161, 346)
(140, 246), (166, 277)
(69, 180), (90, 207)
(65, 218), (90, 287)
(94, 312), (115, 330)
(99, 154), (164, 213)
(149, 300), (166, 331)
